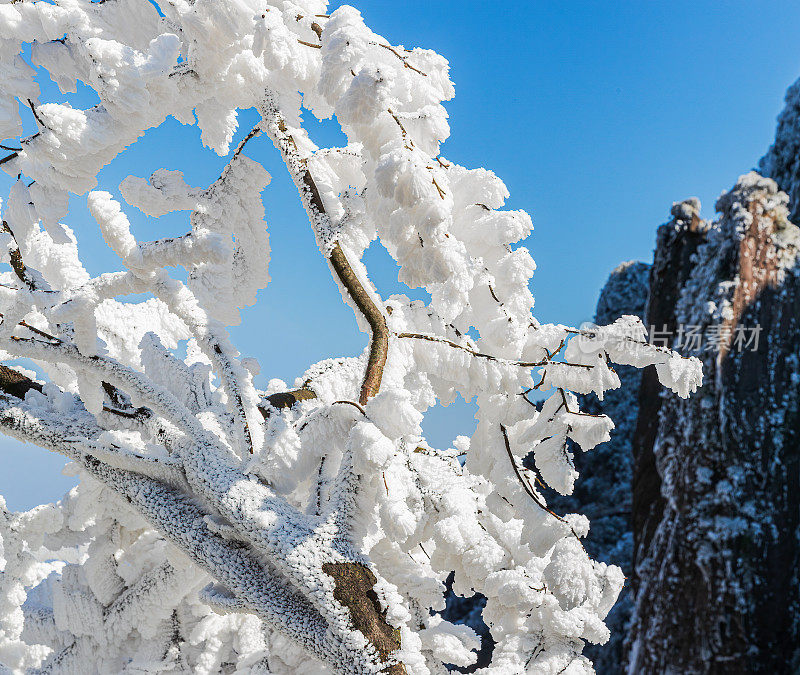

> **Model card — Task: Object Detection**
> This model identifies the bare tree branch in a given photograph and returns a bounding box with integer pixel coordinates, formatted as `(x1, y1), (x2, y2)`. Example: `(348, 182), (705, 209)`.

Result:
(259, 100), (389, 406)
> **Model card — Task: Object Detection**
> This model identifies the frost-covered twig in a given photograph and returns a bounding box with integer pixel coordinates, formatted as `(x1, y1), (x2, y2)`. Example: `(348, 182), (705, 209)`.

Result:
(499, 423), (565, 523)
(396, 331), (595, 369)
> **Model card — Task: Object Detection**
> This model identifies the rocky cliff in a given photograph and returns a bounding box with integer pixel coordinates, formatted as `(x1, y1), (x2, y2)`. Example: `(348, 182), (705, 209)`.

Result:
(760, 76), (800, 224)
(627, 174), (800, 673)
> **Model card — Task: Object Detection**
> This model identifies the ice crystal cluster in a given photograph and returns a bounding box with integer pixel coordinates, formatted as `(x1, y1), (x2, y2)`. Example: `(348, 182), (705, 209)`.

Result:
(0, 2), (702, 673)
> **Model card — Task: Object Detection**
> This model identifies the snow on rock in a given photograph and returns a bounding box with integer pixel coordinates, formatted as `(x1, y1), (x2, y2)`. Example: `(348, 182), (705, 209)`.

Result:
(628, 174), (800, 674)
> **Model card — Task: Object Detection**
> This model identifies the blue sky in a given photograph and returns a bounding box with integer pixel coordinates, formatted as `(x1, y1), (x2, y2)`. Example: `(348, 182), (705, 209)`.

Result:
(3, 1), (800, 510)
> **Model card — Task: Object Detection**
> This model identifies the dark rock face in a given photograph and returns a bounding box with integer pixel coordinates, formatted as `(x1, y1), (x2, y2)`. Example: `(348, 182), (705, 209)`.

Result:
(626, 198), (708, 671)
(627, 174), (800, 673)
(760, 76), (800, 224)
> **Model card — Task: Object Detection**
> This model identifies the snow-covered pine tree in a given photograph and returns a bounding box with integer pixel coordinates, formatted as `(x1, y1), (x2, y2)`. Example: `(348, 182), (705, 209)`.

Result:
(0, 2), (701, 673)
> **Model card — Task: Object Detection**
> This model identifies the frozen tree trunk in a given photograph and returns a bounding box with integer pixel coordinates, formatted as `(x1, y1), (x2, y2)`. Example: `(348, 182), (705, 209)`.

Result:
(626, 175), (800, 673)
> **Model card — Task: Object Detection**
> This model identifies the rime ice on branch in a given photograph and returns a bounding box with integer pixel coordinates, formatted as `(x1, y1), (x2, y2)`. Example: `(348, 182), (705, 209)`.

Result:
(0, 2), (700, 673)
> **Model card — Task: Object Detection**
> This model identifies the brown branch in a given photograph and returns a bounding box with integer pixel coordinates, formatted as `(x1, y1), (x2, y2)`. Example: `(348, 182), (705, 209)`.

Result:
(0, 305), (65, 347)
(330, 244), (389, 405)
(2, 221), (37, 291)
(8, 248), (28, 287)
(332, 399), (367, 416)
(18, 320), (59, 343)
(0, 364), (42, 398)
(431, 177), (445, 199)
(264, 102), (398, 669)
(258, 387), (316, 418)
(269, 110), (389, 406)
(322, 563), (406, 674)
(544, 338), (567, 361)
(387, 108), (411, 146)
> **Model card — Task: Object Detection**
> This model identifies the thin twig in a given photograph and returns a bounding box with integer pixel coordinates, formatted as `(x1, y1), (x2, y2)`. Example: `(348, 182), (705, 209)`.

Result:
(387, 108), (411, 146)
(395, 332), (594, 369)
(374, 42), (426, 76)
(520, 387), (605, 419)
(211, 343), (253, 454)
(26, 99), (46, 129)
(102, 405), (139, 419)
(500, 424), (587, 553)
(499, 423), (564, 521)
(231, 124), (262, 158)
(332, 399), (367, 416)
(556, 388), (606, 418)
(563, 326), (696, 362)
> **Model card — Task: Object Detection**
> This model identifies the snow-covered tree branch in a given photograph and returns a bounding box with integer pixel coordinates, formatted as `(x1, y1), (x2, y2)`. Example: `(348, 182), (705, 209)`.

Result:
(0, 1), (701, 673)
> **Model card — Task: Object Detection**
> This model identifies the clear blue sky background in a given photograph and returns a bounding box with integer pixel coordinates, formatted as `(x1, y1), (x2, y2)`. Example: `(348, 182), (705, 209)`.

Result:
(3, 0), (800, 510)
